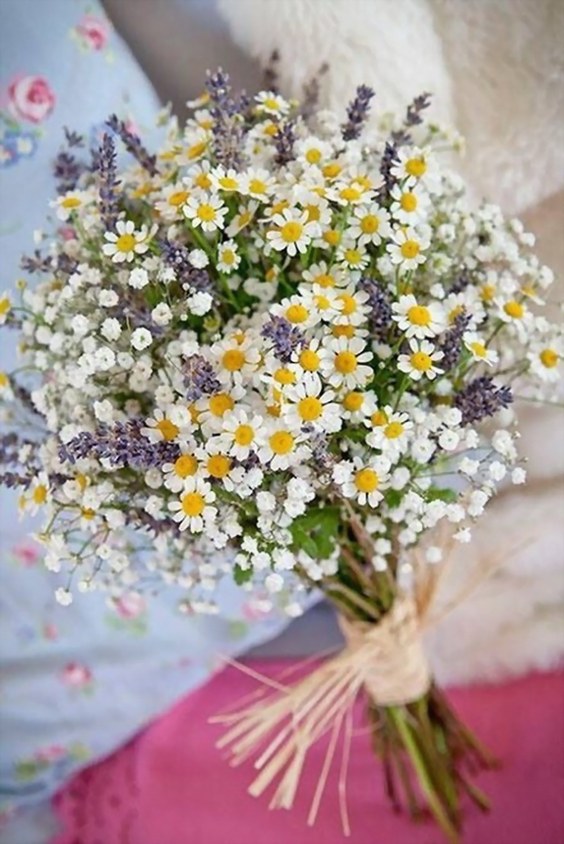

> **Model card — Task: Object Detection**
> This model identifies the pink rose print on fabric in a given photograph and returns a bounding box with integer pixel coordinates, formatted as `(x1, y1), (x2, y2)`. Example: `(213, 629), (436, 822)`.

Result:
(75, 14), (110, 51)
(7, 75), (55, 124)
(61, 662), (94, 692)
(11, 540), (41, 566)
(114, 592), (146, 619)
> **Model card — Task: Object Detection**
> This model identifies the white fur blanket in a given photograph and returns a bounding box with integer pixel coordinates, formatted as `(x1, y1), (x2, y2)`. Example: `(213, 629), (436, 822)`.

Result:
(220, 0), (564, 684)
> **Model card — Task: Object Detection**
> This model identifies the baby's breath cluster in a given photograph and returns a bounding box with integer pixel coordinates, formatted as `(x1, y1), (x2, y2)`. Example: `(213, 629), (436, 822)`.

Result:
(1, 70), (561, 614)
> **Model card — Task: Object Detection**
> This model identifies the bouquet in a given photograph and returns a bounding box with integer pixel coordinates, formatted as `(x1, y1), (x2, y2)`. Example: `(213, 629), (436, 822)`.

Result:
(1, 69), (562, 841)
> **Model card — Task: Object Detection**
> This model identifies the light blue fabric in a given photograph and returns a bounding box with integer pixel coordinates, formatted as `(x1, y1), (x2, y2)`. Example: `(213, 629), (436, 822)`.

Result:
(0, 3), (291, 841)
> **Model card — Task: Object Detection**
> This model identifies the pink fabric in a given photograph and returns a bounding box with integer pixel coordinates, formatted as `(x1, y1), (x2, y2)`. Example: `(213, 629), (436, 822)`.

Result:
(52, 664), (564, 844)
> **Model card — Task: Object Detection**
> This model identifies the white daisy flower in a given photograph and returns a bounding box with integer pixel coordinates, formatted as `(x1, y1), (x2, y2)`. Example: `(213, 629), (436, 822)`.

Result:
(257, 424), (307, 471)
(102, 220), (151, 263)
(319, 336), (374, 389)
(226, 201), (258, 236)
(154, 183), (190, 221)
(336, 456), (391, 508)
(463, 332), (499, 366)
(390, 147), (438, 188)
(527, 340), (562, 382)
(216, 409), (265, 460)
(0, 291), (12, 325)
(397, 339), (444, 381)
(26, 472), (50, 515)
(239, 168), (276, 201)
(195, 386), (245, 434)
(302, 261), (346, 289)
(340, 389), (378, 423)
(266, 208), (320, 257)
(295, 136), (332, 167)
(367, 408), (413, 456)
(336, 242), (369, 271)
(212, 333), (261, 383)
(169, 477), (217, 533)
(162, 452), (199, 492)
(255, 91), (290, 116)
(142, 408), (183, 443)
(53, 190), (89, 222)
(210, 165), (243, 193)
(283, 373), (342, 433)
(390, 184), (429, 224)
(392, 294), (446, 339)
(346, 203), (392, 247)
(387, 227), (430, 271)
(217, 240), (241, 273)
(184, 192), (227, 233)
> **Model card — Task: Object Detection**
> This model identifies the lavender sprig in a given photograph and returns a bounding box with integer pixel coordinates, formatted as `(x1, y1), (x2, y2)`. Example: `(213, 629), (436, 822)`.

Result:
(52, 127), (87, 194)
(439, 311), (472, 371)
(262, 49), (280, 94)
(161, 239), (215, 295)
(205, 68), (249, 171)
(273, 120), (296, 166)
(97, 132), (119, 231)
(454, 376), (513, 425)
(183, 355), (221, 402)
(262, 316), (306, 363)
(20, 250), (54, 275)
(106, 114), (158, 176)
(341, 84), (375, 141)
(60, 419), (180, 469)
(301, 62), (329, 122)
(358, 277), (392, 339)
(391, 92), (432, 145)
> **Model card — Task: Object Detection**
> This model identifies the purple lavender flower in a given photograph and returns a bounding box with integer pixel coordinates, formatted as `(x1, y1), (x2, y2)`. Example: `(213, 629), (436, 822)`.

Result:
(20, 250), (53, 275)
(439, 311), (472, 370)
(262, 316), (306, 363)
(341, 85), (375, 141)
(358, 277), (392, 339)
(106, 114), (158, 176)
(161, 239), (215, 295)
(60, 419), (180, 469)
(301, 63), (329, 121)
(448, 268), (472, 295)
(52, 127), (87, 194)
(377, 141), (400, 202)
(454, 376), (513, 425)
(391, 92), (432, 145)
(97, 132), (119, 231)
(262, 49), (280, 94)
(205, 68), (249, 171)
(274, 120), (296, 166)
(183, 355), (221, 402)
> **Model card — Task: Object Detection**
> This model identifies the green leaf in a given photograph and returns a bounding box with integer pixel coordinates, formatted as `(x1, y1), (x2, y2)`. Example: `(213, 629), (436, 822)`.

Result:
(233, 564), (253, 585)
(426, 486), (458, 504)
(290, 505), (340, 560)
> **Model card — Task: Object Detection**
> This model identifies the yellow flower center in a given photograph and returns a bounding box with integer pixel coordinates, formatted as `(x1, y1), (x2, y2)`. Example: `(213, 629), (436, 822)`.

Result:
(355, 468), (379, 494)
(285, 303), (308, 323)
(209, 393), (234, 417)
(360, 214), (379, 234)
(332, 324), (355, 338)
(263, 97), (280, 111)
(335, 351), (358, 374)
(407, 305), (431, 326)
(371, 410), (388, 426)
(344, 248), (362, 266)
(315, 294), (331, 310)
(480, 284), (495, 302)
(116, 233), (136, 253)
(305, 204), (320, 222)
(181, 491), (205, 517)
(76, 473), (89, 491)
(274, 368), (296, 385)
(81, 507), (95, 520)
(323, 162), (342, 179)
(340, 186), (362, 202)
(410, 351), (432, 372)
(61, 196), (81, 209)
(299, 349), (320, 371)
(174, 455), (198, 478)
(194, 173), (212, 190)
(269, 431), (295, 455)
(305, 148), (322, 164)
(156, 419), (180, 441)
(32, 484), (47, 505)
(263, 122), (278, 137)
(470, 341), (487, 359)
(249, 178), (267, 195)
(187, 140), (207, 160)
(168, 190), (189, 207)
(338, 294), (357, 316)
(449, 304), (465, 323)
(207, 454), (231, 478)
(323, 229), (341, 246)
(405, 157), (427, 178)
(197, 204), (216, 222)
(314, 273), (335, 288)
(266, 402), (281, 417)
(219, 176), (238, 191)
(400, 192), (418, 212)
(343, 391), (364, 412)
(384, 421), (404, 439)
(504, 300), (524, 319)
(222, 349), (246, 372)
(540, 348), (559, 368)
(280, 221), (304, 243)
(221, 249), (236, 265)
(400, 240), (420, 260)
(298, 396), (323, 421)
(0, 372), (9, 388)
(234, 424), (254, 446)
